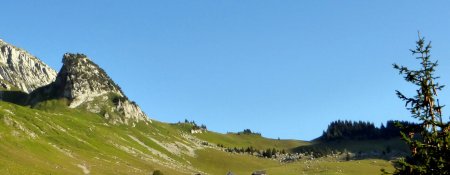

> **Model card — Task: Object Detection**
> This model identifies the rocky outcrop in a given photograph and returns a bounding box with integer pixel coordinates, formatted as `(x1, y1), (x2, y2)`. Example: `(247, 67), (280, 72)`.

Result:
(35, 53), (150, 124)
(54, 53), (124, 108)
(0, 39), (57, 93)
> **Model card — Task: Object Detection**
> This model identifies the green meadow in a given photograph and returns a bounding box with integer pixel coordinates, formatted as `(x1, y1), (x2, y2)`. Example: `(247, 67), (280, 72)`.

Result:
(0, 100), (396, 174)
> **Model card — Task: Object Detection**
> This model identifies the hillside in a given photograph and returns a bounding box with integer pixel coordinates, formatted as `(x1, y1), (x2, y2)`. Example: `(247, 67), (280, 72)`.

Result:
(0, 100), (396, 174)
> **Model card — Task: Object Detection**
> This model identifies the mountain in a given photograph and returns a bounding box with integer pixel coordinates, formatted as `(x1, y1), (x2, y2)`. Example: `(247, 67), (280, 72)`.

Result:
(29, 53), (150, 125)
(0, 38), (397, 175)
(0, 39), (57, 93)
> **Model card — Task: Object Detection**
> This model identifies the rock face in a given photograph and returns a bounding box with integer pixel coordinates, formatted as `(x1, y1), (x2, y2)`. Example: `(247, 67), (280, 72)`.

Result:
(0, 39), (57, 93)
(55, 53), (123, 108)
(47, 53), (150, 124)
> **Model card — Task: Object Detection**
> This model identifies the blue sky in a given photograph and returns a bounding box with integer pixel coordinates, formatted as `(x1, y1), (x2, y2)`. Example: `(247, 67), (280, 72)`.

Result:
(2, 1), (450, 140)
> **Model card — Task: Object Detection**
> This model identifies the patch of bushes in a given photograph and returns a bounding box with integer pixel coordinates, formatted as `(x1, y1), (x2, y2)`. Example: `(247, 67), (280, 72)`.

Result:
(223, 145), (286, 158)
(237, 129), (261, 136)
(152, 170), (163, 175)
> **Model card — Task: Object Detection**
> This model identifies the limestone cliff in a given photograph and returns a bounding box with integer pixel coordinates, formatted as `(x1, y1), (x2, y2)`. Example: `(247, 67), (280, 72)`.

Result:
(0, 39), (57, 93)
(55, 53), (123, 108)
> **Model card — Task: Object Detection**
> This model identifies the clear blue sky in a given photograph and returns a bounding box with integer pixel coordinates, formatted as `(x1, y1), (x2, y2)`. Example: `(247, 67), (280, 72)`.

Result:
(2, 1), (450, 140)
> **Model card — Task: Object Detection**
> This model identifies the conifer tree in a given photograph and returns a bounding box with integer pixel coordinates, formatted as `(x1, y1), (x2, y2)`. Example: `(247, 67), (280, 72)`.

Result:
(391, 33), (450, 174)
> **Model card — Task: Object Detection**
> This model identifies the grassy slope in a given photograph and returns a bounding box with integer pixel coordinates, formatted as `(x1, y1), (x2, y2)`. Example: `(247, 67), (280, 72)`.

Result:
(0, 101), (395, 174)
(268, 159), (395, 175)
(188, 149), (395, 175)
(0, 101), (181, 174)
(196, 131), (308, 152)
(293, 138), (409, 158)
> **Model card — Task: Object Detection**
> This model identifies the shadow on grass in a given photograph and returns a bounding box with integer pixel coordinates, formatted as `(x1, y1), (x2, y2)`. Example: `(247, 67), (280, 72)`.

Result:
(0, 90), (29, 105)
(292, 138), (409, 160)
(0, 85), (69, 111)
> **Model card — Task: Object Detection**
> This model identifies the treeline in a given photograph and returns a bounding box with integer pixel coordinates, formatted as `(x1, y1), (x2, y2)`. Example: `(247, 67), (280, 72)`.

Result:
(320, 120), (417, 141)
(218, 144), (286, 158)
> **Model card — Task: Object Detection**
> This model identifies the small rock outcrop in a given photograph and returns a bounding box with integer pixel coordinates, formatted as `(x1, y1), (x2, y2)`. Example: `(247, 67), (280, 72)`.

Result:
(0, 39), (57, 93)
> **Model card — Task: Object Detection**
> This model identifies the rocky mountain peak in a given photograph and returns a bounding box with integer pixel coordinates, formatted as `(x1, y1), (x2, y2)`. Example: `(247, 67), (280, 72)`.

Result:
(54, 53), (124, 107)
(0, 39), (57, 93)
(50, 53), (150, 125)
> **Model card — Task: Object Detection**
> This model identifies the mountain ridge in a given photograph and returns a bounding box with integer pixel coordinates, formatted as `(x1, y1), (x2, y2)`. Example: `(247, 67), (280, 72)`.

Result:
(0, 39), (57, 93)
